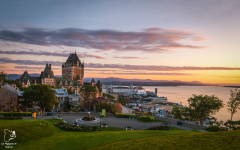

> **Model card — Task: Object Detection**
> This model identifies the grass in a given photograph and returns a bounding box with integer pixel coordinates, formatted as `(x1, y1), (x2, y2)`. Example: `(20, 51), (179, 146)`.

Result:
(88, 130), (240, 150)
(0, 119), (196, 150)
(101, 127), (125, 131)
(137, 118), (166, 123)
(2, 119), (239, 150)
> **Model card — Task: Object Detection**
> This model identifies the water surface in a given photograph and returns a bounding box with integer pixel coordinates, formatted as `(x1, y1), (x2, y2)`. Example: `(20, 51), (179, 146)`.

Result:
(143, 86), (239, 121)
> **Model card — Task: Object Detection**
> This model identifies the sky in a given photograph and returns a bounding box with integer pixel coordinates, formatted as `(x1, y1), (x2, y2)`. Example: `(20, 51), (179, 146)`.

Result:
(0, 0), (240, 85)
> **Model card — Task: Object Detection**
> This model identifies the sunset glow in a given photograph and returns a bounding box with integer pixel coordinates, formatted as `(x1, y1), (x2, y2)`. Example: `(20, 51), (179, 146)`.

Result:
(0, 0), (240, 85)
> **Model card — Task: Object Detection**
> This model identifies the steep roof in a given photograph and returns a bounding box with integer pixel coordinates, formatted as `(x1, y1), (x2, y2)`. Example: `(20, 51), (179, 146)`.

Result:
(40, 64), (54, 79)
(91, 78), (95, 83)
(66, 52), (81, 64)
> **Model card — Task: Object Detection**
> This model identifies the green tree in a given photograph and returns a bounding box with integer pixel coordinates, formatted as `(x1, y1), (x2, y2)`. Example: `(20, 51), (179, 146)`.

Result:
(172, 105), (184, 120)
(7, 79), (22, 88)
(27, 84), (57, 111)
(187, 94), (224, 125)
(22, 87), (34, 111)
(95, 101), (116, 113)
(117, 97), (126, 106)
(79, 85), (97, 100)
(0, 71), (7, 85)
(227, 88), (240, 120)
(103, 93), (115, 100)
(67, 88), (75, 94)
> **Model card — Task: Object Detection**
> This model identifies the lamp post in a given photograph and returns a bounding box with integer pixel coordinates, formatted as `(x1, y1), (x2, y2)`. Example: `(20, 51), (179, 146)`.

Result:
(99, 112), (102, 129)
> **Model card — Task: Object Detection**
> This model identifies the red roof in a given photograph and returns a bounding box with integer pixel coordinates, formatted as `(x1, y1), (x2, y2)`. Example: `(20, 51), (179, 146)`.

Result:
(93, 97), (106, 102)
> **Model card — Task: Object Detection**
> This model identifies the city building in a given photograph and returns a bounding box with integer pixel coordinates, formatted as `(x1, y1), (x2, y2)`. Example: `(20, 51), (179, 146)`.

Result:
(55, 87), (69, 110)
(62, 52), (84, 85)
(18, 64), (55, 87)
(0, 85), (23, 112)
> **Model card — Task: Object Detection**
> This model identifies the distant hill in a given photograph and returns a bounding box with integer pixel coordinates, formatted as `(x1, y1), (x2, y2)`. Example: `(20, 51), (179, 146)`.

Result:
(6, 74), (213, 86)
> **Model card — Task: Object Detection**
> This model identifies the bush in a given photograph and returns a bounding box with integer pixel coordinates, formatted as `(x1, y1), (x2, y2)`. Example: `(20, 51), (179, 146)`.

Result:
(0, 112), (32, 117)
(82, 117), (96, 121)
(54, 122), (100, 132)
(63, 109), (69, 112)
(0, 117), (23, 120)
(140, 116), (155, 121)
(115, 113), (135, 118)
(205, 126), (222, 132)
(146, 125), (170, 130)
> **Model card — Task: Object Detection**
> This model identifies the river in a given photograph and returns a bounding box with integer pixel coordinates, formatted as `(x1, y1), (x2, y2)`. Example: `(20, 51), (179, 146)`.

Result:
(143, 86), (240, 122)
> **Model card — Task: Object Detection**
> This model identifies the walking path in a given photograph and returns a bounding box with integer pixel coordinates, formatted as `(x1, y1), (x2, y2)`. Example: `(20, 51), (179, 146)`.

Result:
(24, 115), (208, 132)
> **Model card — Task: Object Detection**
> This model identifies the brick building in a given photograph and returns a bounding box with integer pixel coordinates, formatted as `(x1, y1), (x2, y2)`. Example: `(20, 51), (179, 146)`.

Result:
(0, 85), (21, 112)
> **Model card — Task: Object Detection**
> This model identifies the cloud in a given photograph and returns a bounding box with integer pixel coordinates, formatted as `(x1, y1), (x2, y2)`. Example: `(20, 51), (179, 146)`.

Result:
(0, 66), (5, 68)
(0, 50), (105, 59)
(113, 56), (147, 59)
(2, 58), (239, 72)
(93, 72), (192, 76)
(0, 58), (62, 66)
(85, 63), (240, 71)
(14, 66), (61, 70)
(0, 27), (206, 53)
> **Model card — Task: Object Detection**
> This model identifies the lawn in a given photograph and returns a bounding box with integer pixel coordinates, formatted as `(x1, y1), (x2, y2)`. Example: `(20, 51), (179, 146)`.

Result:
(89, 130), (240, 150)
(2, 119), (239, 150)
(0, 119), (196, 150)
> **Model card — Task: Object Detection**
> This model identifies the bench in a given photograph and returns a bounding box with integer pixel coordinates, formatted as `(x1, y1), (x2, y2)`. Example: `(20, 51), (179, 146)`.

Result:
(101, 123), (108, 127)
(162, 122), (171, 126)
(125, 126), (133, 130)
(63, 119), (67, 123)
(72, 121), (79, 126)
(57, 116), (62, 119)
(129, 116), (135, 119)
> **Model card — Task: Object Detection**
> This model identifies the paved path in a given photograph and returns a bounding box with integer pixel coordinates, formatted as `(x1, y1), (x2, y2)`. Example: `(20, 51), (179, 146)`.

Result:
(24, 115), (207, 132)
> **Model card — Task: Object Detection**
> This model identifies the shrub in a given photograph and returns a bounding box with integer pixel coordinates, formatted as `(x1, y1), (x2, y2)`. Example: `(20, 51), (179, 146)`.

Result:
(140, 116), (155, 121)
(0, 117), (23, 120)
(115, 113), (136, 118)
(146, 125), (170, 130)
(63, 109), (69, 112)
(54, 122), (100, 132)
(0, 112), (32, 117)
(82, 117), (96, 121)
(205, 126), (225, 132)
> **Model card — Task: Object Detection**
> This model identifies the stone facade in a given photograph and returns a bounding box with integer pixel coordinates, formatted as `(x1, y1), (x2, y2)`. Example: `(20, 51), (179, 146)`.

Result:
(18, 64), (55, 87)
(62, 52), (84, 85)
(0, 87), (19, 112)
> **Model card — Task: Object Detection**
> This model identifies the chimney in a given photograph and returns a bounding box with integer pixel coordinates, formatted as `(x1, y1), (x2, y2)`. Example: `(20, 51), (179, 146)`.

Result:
(49, 64), (51, 70)
(155, 88), (157, 96)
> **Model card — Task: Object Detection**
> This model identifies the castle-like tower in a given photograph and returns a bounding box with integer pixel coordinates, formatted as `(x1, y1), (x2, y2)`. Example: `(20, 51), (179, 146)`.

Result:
(62, 52), (84, 85)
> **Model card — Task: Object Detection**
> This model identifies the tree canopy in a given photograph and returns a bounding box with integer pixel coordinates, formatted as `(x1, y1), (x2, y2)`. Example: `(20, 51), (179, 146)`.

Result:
(79, 85), (97, 100)
(95, 101), (116, 113)
(0, 71), (7, 85)
(103, 93), (115, 100)
(186, 94), (224, 125)
(117, 97), (126, 106)
(23, 84), (57, 111)
(227, 88), (240, 120)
